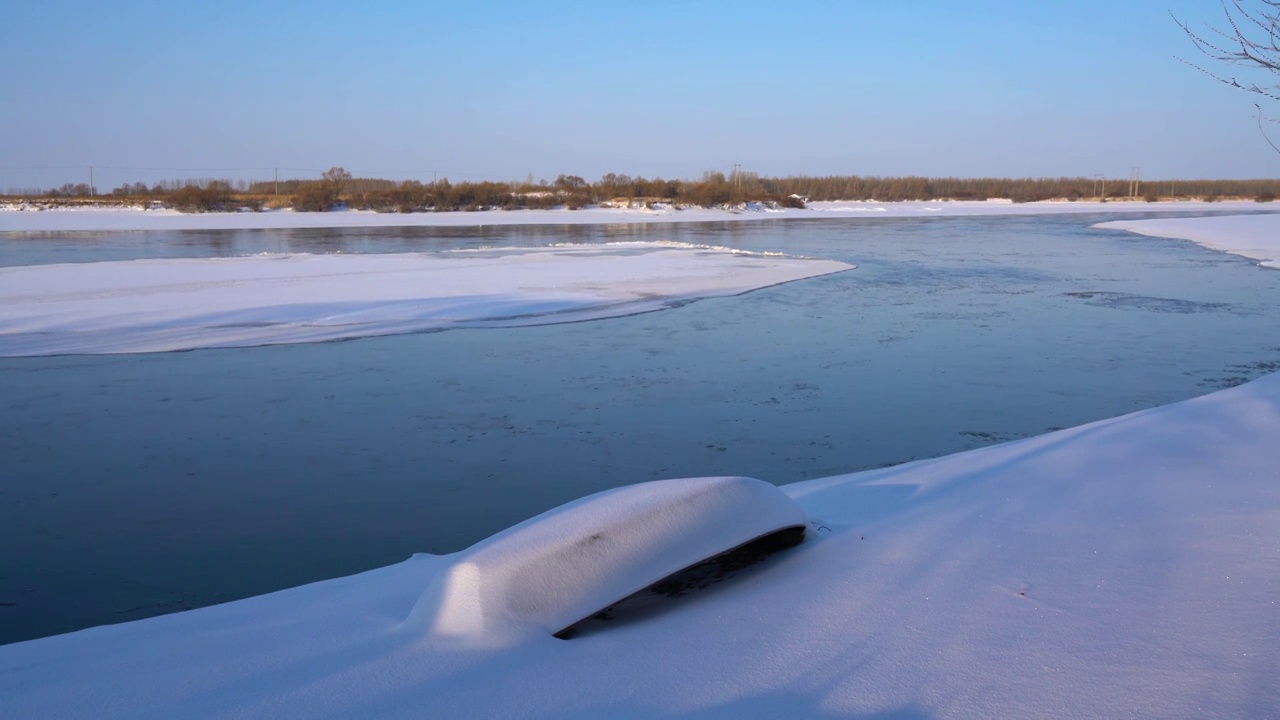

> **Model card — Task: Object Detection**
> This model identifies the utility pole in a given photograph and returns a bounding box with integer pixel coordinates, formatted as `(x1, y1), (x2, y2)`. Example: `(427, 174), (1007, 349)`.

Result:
(1093, 174), (1105, 199)
(1129, 167), (1141, 198)
(88, 166), (94, 196)
(274, 167), (279, 196)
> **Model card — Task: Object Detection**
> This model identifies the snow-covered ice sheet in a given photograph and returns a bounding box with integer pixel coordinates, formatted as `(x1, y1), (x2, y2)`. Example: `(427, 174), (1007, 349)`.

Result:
(2, 371), (1277, 718)
(0, 243), (852, 356)
(1097, 213), (1280, 269)
(2, 200), (1277, 232)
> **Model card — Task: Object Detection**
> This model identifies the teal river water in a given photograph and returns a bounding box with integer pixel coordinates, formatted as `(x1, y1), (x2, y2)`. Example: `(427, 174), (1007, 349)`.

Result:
(3, 213), (1279, 644)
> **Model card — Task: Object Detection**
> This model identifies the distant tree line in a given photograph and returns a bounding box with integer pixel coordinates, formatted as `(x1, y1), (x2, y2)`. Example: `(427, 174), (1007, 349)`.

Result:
(5, 169), (1280, 211)
(757, 175), (1280, 202)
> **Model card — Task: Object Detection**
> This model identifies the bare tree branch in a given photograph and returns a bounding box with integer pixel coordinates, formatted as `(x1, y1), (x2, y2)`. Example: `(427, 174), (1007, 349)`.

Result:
(1174, 1), (1280, 152)
(1257, 104), (1280, 153)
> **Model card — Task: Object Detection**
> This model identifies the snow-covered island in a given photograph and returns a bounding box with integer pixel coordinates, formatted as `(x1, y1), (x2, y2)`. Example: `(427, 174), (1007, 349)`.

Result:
(0, 243), (851, 356)
(1, 213), (1278, 718)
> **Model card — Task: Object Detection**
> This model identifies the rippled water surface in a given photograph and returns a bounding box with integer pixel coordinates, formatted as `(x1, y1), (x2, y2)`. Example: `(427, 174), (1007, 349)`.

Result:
(3, 213), (1280, 644)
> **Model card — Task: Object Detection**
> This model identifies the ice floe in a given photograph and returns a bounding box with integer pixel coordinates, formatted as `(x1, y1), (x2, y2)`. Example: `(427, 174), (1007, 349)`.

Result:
(0, 243), (851, 356)
(1097, 212), (1280, 269)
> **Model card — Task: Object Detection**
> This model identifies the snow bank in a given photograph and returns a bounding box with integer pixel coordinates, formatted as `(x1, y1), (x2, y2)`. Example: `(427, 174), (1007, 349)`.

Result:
(2, 200), (1276, 232)
(408, 476), (805, 645)
(0, 243), (852, 356)
(1097, 212), (1280, 269)
(3, 372), (1278, 718)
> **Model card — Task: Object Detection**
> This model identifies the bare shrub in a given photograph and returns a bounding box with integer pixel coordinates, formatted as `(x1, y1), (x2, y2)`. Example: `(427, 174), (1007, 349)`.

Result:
(292, 182), (340, 212)
(168, 182), (234, 212)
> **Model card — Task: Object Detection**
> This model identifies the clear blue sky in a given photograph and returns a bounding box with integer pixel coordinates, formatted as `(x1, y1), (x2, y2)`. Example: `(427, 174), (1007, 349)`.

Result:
(0, 0), (1274, 190)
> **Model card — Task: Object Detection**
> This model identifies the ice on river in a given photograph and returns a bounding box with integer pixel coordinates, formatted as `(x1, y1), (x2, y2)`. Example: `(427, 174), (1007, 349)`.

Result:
(1097, 212), (1280, 269)
(0, 242), (851, 356)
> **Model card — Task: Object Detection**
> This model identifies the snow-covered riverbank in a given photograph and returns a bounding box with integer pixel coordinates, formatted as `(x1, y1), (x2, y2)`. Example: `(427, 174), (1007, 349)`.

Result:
(3, 199), (1277, 232)
(3, 365), (1276, 718)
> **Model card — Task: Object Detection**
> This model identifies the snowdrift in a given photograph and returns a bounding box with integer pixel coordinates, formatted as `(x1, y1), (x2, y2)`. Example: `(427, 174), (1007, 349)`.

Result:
(407, 476), (806, 644)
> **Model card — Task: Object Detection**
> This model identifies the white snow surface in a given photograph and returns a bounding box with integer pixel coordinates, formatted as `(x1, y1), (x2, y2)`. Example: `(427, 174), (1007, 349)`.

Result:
(408, 476), (805, 645)
(1097, 212), (1280, 269)
(4, 210), (1280, 717)
(3, 199), (1278, 231)
(3, 373), (1278, 718)
(0, 243), (851, 356)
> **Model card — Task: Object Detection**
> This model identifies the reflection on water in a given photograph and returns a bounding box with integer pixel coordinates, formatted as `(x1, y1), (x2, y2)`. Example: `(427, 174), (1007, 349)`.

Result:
(3, 213), (1280, 644)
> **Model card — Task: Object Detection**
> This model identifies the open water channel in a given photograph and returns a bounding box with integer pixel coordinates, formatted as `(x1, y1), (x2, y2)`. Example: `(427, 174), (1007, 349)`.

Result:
(3, 212), (1280, 644)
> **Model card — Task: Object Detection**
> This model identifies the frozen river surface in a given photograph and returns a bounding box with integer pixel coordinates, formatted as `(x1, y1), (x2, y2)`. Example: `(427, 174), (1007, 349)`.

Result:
(3, 213), (1279, 644)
